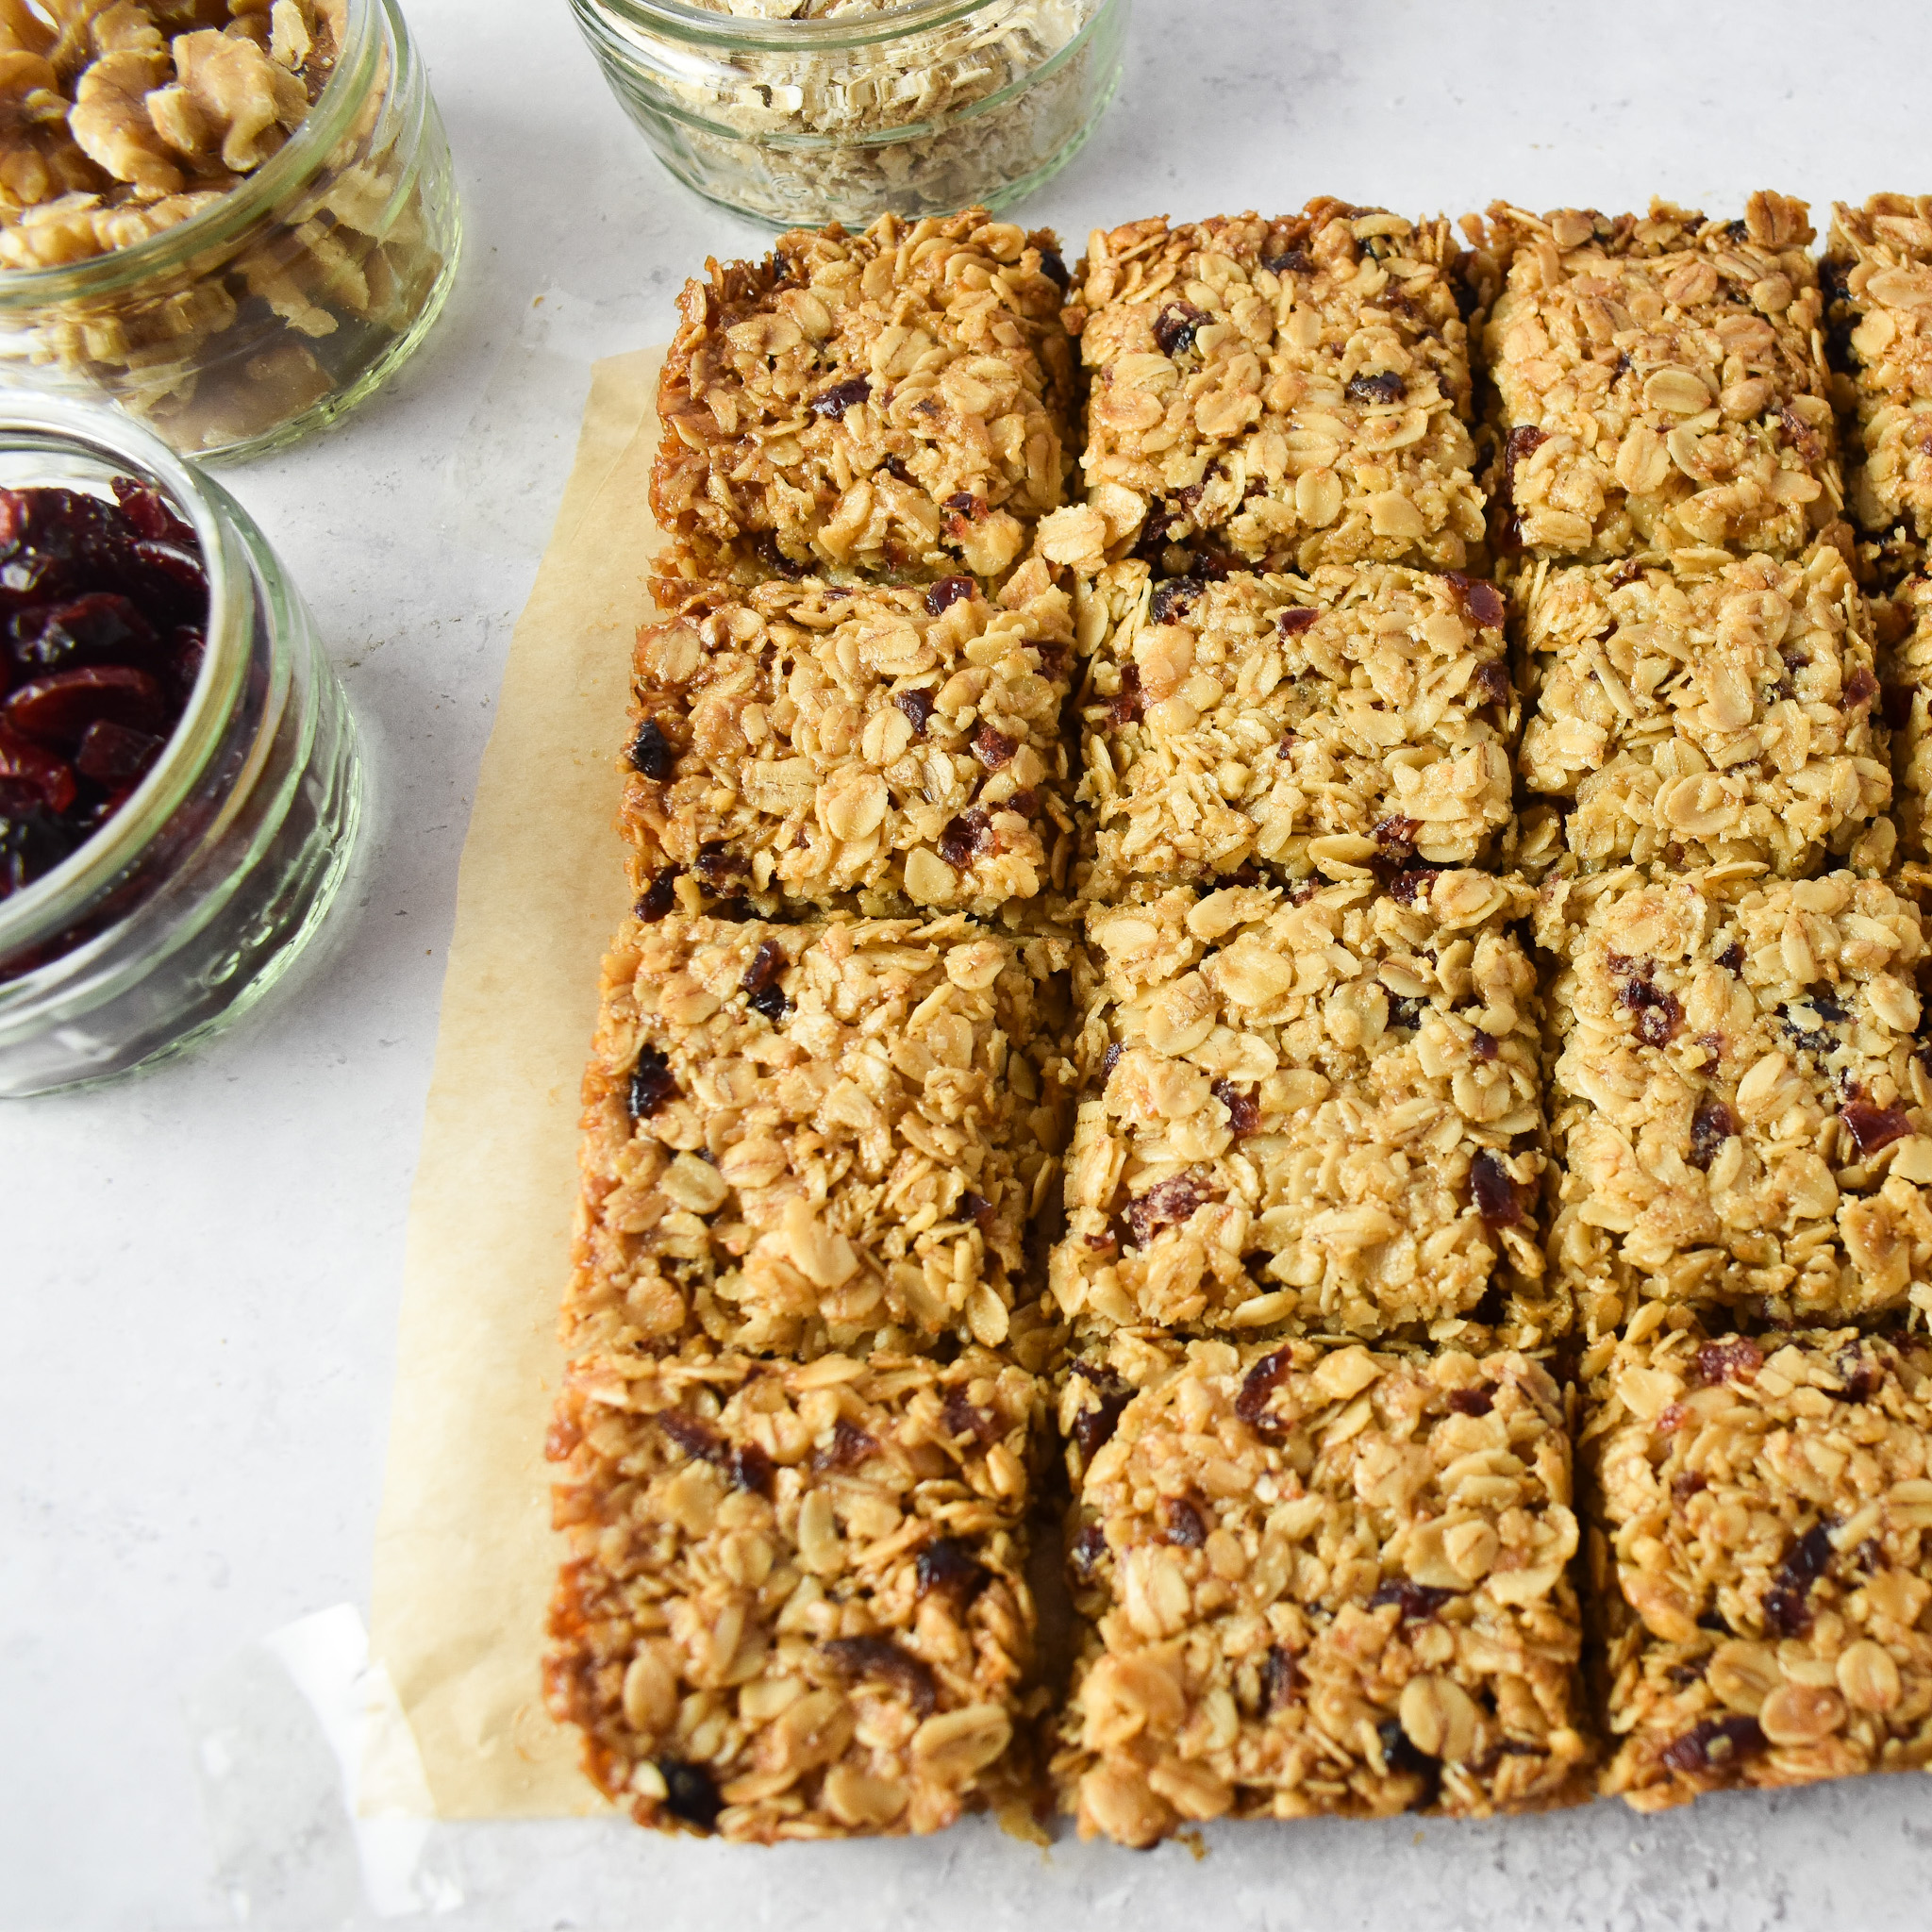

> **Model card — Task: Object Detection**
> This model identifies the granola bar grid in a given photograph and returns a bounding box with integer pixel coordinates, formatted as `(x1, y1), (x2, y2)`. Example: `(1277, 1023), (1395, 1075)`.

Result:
(545, 1346), (1046, 1841)
(1581, 1309), (1932, 1811)
(1482, 194), (1841, 564)
(650, 209), (1074, 591)
(1052, 1331), (1590, 1840)
(1074, 559), (1519, 901)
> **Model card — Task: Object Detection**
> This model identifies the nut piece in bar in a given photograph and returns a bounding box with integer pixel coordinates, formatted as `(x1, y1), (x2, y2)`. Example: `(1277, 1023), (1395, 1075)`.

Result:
(1051, 201), (1484, 578)
(1054, 1333), (1590, 1842)
(1483, 194), (1840, 562)
(1823, 195), (1932, 556)
(571, 910), (1074, 1364)
(1540, 867), (1932, 1337)
(1052, 871), (1559, 1344)
(1514, 539), (1892, 875)
(1583, 1313), (1932, 1810)
(1076, 560), (1516, 898)
(625, 563), (1074, 919)
(650, 209), (1074, 591)
(546, 1347), (1042, 1841)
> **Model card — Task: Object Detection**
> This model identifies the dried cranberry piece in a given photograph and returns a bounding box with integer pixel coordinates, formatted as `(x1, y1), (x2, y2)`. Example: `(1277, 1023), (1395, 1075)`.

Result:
(1262, 249), (1314, 277)
(1672, 1470), (1707, 1503)
(822, 1636), (937, 1716)
(168, 625), (205, 704)
(1259, 1645), (1300, 1711)
(1347, 370), (1406, 405)
(627, 1046), (678, 1119)
(959, 1190), (996, 1231)
(6, 664), (162, 746)
(1162, 1497), (1208, 1548)
(1835, 1345), (1881, 1403)
(656, 1758), (722, 1832)
(1446, 1386), (1494, 1417)
(126, 539), (206, 612)
(1469, 1149), (1525, 1227)
(941, 491), (988, 536)
(895, 687), (935, 736)
(1069, 1523), (1108, 1581)
(811, 1418), (876, 1474)
(11, 592), (159, 675)
(937, 806), (993, 869)
(0, 789), (82, 895)
(1762, 1522), (1836, 1638)
(111, 477), (194, 547)
(1377, 1716), (1441, 1797)
(1124, 1170), (1211, 1244)
(628, 718), (675, 778)
(1277, 607), (1319, 637)
(880, 453), (912, 484)
(918, 1536), (991, 1606)
(1387, 993), (1426, 1030)
(809, 375), (871, 418)
(1472, 659), (1512, 706)
(755, 535), (806, 580)
(971, 723), (1014, 769)
(1101, 1041), (1124, 1082)
(1717, 941), (1744, 973)
(1688, 1095), (1740, 1171)
(1471, 1029), (1499, 1063)
(1694, 1338), (1763, 1386)
(658, 1410), (726, 1467)
(924, 575), (975, 615)
(1069, 1360), (1133, 1459)
(1040, 247), (1071, 293)
(0, 723), (77, 816)
(1106, 662), (1143, 726)
(1618, 973), (1683, 1047)
(1442, 571), (1506, 629)
(728, 1441), (774, 1497)
(695, 840), (746, 883)
(1845, 665), (1878, 708)
(1153, 300), (1211, 358)
(1369, 1579), (1456, 1622)
(1374, 814), (1421, 858)
(635, 867), (680, 923)
(943, 1387), (1002, 1447)
(1841, 1099), (1911, 1158)
(1234, 1346), (1293, 1429)
(1495, 425), (1549, 553)
(1388, 867), (1441, 908)
(1149, 575), (1206, 625)
(74, 718), (162, 784)
(1210, 1077), (1259, 1138)
(741, 938), (787, 998)
(1659, 1715), (1766, 1777)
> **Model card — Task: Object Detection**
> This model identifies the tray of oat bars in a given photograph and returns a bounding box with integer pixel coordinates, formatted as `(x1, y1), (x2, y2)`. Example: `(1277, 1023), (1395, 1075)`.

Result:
(540, 191), (1932, 1844)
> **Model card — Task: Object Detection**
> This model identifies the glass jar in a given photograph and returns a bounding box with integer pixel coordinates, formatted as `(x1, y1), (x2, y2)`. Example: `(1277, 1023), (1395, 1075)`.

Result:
(568, 0), (1131, 229)
(0, 0), (460, 464)
(0, 394), (360, 1099)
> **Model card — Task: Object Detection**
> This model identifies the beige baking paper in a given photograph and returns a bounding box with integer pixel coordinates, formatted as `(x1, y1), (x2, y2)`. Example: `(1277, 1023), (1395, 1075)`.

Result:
(368, 348), (668, 1818)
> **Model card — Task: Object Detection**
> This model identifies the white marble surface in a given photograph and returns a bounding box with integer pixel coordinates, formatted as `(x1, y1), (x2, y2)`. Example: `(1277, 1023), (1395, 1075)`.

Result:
(9, 2), (1932, 1924)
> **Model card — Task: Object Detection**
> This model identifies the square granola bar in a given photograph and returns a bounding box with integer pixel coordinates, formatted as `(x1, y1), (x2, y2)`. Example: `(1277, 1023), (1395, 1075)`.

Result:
(1052, 1331), (1589, 1842)
(1049, 201), (1484, 579)
(1582, 1311), (1932, 1810)
(1074, 560), (1517, 899)
(1051, 870), (1559, 1344)
(1483, 194), (1840, 562)
(570, 910), (1075, 1364)
(1824, 195), (1932, 553)
(625, 564), (1074, 919)
(1514, 539), (1893, 874)
(546, 1346), (1044, 1840)
(651, 210), (1074, 591)
(1540, 866), (1932, 1337)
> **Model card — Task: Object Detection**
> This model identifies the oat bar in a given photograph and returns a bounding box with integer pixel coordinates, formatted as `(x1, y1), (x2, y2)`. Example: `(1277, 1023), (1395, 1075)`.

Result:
(570, 910), (1074, 1363)
(1582, 1311), (1932, 1810)
(1051, 871), (1559, 1344)
(625, 564), (1074, 918)
(546, 1346), (1043, 1840)
(1540, 867), (1932, 1337)
(1514, 539), (1892, 874)
(1483, 194), (1840, 562)
(1824, 196), (1932, 555)
(1048, 202), (1484, 579)
(1052, 1331), (1589, 1842)
(651, 210), (1074, 591)
(1075, 560), (1517, 899)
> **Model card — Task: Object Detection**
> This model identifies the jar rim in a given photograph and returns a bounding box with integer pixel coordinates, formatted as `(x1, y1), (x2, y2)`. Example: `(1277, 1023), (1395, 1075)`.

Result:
(0, 0), (391, 307)
(576, 0), (1021, 53)
(0, 392), (251, 958)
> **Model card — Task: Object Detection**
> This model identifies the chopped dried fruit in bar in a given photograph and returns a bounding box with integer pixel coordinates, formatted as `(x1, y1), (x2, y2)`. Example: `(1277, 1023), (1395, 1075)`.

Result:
(1052, 870), (1561, 1344)
(651, 209), (1074, 591)
(1582, 1311), (1932, 1810)
(1075, 560), (1518, 898)
(1481, 194), (1840, 562)
(1056, 201), (1484, 577)
(1053, 1332), (1590, 1842)
(1539, 866), (1932, 1337)
(546, 1347), (1044, 1841)
(569, 910), (1076, 1365)
(625, 564), (1074, 918)
(1514, 539), (1892, 874)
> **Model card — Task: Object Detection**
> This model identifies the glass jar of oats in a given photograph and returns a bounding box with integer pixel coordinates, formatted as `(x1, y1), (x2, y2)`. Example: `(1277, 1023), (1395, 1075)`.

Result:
(0, 0), (459, 462)
(567, 0), (1131, 229)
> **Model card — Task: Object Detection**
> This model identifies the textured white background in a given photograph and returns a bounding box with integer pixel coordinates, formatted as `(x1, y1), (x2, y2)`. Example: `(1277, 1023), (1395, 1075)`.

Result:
(10, 2), (1932, 1925)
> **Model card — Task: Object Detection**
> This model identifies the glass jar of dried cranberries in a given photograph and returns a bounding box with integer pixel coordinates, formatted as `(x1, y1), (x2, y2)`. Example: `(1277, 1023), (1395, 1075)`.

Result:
(0, 391), (359, 1097)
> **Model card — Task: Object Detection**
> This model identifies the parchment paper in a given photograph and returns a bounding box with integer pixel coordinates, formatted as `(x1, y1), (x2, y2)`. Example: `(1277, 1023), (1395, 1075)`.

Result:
(367, 348), (667, 1819)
